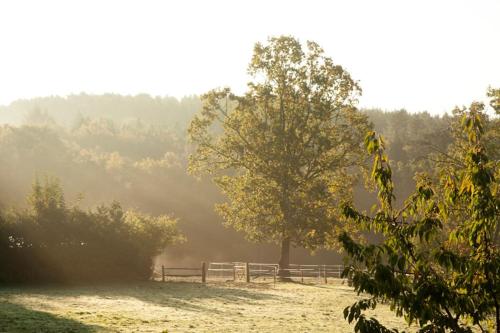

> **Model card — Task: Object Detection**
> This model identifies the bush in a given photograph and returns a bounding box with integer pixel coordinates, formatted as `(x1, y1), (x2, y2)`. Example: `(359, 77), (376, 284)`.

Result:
(0, 177), (181, 283)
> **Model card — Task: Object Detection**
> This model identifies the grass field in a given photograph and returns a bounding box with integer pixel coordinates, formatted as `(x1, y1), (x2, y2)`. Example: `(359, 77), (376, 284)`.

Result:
(0, 280), (414, 333)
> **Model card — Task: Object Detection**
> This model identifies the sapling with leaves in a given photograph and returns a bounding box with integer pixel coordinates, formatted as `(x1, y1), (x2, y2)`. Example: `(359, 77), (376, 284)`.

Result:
(339, 96), (499, 332)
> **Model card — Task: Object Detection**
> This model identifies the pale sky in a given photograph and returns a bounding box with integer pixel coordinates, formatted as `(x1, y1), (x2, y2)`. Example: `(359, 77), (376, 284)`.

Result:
(0, 0), (498, 115)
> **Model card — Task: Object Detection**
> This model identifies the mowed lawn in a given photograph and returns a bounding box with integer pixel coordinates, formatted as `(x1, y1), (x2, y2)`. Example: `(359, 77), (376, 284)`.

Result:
(0, 280), (414, 333)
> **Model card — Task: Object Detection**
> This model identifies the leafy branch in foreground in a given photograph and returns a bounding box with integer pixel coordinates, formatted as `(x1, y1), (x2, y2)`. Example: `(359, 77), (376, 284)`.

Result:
(339, 95), (499, 332)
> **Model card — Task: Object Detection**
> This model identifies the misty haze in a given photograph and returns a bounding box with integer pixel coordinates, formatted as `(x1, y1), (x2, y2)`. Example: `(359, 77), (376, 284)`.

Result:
(0, 1), (498, 332)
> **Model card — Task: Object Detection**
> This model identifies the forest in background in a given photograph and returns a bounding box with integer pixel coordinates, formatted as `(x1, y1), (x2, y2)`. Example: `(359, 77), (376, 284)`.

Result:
(0, 94), (454, 266)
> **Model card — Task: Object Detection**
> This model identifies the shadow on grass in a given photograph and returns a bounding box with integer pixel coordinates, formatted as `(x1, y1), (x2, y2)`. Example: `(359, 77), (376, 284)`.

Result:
(0, 281), (281, 314)
(0, 301), (108, 333)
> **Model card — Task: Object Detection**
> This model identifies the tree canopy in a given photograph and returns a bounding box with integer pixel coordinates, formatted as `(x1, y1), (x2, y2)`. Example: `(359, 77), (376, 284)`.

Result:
(0, 92), (456, 266)
(340, 93), (499, 332)
(189, 36), (370, 270)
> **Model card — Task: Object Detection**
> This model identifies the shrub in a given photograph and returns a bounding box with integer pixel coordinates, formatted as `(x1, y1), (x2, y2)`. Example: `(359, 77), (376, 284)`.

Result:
(0, 177), (182, 283)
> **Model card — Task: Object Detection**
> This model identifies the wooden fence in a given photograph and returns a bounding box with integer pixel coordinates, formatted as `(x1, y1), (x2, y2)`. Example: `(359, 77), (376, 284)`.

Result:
(160, 262), (206, 283)
(156, 262), (344, 284)
(281, 264), (344, 283)
(206, 262), (277, 284)
(206, 262), (343, 283)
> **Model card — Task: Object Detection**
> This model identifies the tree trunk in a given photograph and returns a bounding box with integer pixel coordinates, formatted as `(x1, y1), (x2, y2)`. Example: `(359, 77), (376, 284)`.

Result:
(278, 237), (291, 279)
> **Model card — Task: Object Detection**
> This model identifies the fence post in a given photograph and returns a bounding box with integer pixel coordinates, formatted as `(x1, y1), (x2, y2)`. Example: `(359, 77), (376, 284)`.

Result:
(201, 262), (206, 283)
(245, 262), (250, 283)
(273, 267), (276, 286)
(300, 265), (303, 283)
(324, 265), (327, 284)
(162, 265), (165, 282)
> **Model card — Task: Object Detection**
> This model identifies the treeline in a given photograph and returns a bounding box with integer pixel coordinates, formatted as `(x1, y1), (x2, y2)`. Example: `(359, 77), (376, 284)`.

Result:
(0, 94), (201, 131)
(0, 177), (181, 283)
(0, 94), (455, 266)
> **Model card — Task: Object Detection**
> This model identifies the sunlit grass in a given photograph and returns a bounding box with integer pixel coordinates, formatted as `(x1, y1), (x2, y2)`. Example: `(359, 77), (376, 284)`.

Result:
(0, 281), (415, 332)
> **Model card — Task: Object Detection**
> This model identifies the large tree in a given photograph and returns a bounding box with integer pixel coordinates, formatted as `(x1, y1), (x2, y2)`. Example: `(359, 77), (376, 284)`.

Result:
(188, 36), (369, 271)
